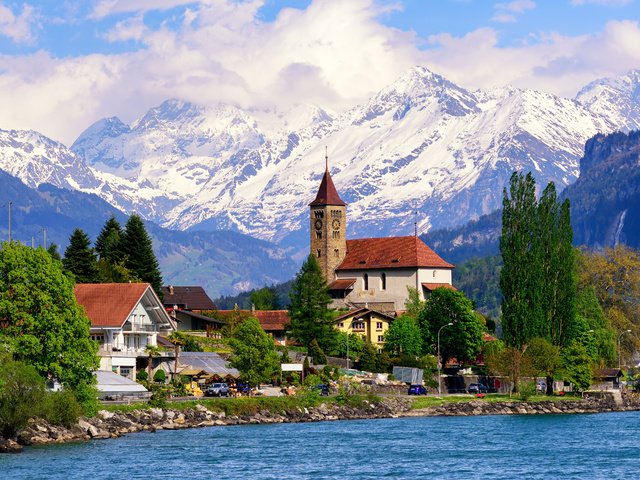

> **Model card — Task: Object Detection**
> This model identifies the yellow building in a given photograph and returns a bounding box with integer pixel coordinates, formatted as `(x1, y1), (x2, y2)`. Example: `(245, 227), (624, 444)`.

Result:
(334, 307), (395, 352)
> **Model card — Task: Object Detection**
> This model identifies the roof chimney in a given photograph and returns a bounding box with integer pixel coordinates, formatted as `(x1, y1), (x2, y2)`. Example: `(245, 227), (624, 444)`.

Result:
(169, 285), (174, 295)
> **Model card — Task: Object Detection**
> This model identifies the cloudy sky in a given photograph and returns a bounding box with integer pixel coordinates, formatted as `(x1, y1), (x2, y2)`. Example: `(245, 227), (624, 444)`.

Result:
(0, 0), (639, 144)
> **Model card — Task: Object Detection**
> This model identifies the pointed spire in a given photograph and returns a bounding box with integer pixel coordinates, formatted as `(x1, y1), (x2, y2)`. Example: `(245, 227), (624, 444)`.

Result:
(309, 149), (346, 206)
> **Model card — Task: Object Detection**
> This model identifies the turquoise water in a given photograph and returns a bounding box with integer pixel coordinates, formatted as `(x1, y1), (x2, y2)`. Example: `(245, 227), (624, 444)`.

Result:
(2, 412), (638, 479)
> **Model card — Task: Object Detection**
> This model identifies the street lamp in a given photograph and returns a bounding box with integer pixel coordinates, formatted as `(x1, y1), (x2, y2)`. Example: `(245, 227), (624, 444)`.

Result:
(437, 322), (453, 396)
(618, 329), (632, 371)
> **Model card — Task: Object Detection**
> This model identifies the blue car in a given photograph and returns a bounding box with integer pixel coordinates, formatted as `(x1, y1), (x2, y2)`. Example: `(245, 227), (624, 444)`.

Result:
(408, 384), (427, 395)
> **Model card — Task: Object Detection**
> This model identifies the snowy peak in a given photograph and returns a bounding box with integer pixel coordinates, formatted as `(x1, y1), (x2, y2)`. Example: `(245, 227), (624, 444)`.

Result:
(576, 69), (640, 131)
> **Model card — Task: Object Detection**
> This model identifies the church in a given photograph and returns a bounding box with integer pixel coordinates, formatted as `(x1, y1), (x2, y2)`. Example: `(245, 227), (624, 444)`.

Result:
(309, 158), (455, 343)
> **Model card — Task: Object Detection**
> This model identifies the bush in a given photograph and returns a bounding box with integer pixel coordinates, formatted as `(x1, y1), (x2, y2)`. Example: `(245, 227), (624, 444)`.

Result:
(0, 359), (46, 438)
(153, 369), (166, 383)
(148, 385), (168, 408)
(518, 381), (537, 401)
(40, 390), (83, 428)
(136, 370), (148, 382)
(72, 382), (100, 417)
(308, 339), (327, 365)
(303, 374), (323, 387)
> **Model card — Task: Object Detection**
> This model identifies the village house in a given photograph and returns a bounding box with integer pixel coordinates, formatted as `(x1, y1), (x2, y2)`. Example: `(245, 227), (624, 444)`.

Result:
(74, 283), (176, 379)
(334, 307), (395, 352)
(215, 308), (289, 345)
(161, 285), (223, 336)
(309, 158), (455, 316)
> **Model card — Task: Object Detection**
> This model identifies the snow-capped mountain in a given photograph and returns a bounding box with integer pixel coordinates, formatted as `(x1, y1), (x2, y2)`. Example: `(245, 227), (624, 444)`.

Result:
(576, 69), (640, 132)
(2, 66), (638, 252)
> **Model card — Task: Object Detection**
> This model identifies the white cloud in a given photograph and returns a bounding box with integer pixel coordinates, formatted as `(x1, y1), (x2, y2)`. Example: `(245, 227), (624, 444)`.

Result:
(571, 0), (631, 5)
(492, 13), (516, 23)
(0, 3), (37, 44)
(495, 0), (536, 13)
(0, 0), (639, 146)
(104, 15), (147, 42)
(90, 0), (199, 19)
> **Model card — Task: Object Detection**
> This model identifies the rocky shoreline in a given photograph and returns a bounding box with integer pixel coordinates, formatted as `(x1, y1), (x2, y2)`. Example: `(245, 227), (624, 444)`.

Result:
(2, 394), (639, 453)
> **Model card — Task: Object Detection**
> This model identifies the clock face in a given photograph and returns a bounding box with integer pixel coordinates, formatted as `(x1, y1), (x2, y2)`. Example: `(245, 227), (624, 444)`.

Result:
(332, 219), (340, 230)
(314, 219), (323, 230)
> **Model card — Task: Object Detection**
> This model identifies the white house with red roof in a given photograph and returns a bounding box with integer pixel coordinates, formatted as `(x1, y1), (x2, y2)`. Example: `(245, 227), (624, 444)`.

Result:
(74, 283), (176, 379)
(309, 160), (455, 314)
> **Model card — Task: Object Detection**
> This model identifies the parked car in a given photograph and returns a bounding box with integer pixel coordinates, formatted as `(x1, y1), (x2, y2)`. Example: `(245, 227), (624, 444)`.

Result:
(537, 381), (547, 393)
(205, 382), (230, 397)
(311, 384), (329, 396)
(468, 383), (489, 394)
(408, 384), (428, 395)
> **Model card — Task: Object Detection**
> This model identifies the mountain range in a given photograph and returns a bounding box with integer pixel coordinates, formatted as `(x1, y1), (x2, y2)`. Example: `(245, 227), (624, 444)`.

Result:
(1, 66), (640, 296)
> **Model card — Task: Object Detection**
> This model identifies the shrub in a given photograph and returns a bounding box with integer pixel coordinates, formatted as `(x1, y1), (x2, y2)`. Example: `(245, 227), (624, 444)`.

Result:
(41, 390), (83, 428)
(153, 369), (166, 384)
(136, 370), (148, 382)
(518, 381), (537, 401)
(308, 339), (327, 365)
(72, 382), (100, 417)
(303, 374), (322, 387)
(0, 359), (46, 438)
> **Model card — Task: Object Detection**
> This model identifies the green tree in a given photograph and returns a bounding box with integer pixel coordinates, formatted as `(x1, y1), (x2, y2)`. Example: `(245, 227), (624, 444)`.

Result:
(62, 228), (100, 283)
(330, 331), (365, 361)
(228, 317), (280, 386)
(0, 242), (99, 395)
(0, 357), (46, 438)
(383, 314), (422, 356)
(308, 338), (327, 365)
(288, 255), (336, 351)
(500, 173), (578, 348)
(575, 286), (616, 365)
(358, 342), (379, 372)
(167, 331), (186, 381)
(250, 287), (280, 310)
(97, 258), (140, 283)
(484, 340), (530, 395)
(47, 243), (61, 262)
(417, 288), (485, 364)
(120, 214), (163, 296)
(561, 342), (593, 393)
(525, 337), (560, 395)
(145, 344), (162, 385)
(95, 215), (124, 263)
(404, 287), (424, 319)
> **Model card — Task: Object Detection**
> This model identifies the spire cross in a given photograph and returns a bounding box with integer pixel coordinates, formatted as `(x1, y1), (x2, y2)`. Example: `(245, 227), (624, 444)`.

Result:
(325, 146), (328, 171)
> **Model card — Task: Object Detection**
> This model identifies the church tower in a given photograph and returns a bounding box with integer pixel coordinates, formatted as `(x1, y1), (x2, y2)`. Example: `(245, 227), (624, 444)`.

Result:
(309, 152), (347, 283)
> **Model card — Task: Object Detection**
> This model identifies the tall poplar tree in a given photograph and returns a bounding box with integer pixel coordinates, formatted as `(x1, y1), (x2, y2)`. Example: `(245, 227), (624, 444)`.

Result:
(500, 172), (577, 349)
(120, 214), (163, 296)
(288, 255), (336, 351)
(62, 228), (100, 283)
(500, 172), (538, 348)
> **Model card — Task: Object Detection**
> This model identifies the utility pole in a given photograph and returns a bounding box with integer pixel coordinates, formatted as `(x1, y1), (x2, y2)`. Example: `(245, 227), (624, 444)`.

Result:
(437, 322), (454, 396)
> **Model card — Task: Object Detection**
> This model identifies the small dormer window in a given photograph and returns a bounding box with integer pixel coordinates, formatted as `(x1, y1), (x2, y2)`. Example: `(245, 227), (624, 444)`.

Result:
(381, 273), (386, 290)
(364, 273), (369, 291)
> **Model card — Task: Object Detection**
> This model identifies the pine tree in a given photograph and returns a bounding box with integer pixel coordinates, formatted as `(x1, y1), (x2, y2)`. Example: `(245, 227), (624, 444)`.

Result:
(62, 229), (100, 283)
(47, 243), (61, 261)
(288, 255), (336, 351)
(120, 214), (163, 296)
(95, 215), (124, 263)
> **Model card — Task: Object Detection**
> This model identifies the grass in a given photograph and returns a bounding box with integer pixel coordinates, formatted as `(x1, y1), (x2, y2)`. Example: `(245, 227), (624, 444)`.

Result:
(410, 393), (582, 410)
(100, 392), (384, 417)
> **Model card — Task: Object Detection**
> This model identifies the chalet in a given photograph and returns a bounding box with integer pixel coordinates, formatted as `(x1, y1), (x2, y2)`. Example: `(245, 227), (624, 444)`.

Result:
(161, 285), (216, 312)
(75, 283), (176, 379)
(334, 307), (395, 352)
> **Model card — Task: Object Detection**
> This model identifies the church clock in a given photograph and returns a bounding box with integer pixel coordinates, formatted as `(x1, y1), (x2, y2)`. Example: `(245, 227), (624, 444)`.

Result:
(315, 219), (323, 230)
(332, 219), (340, 230)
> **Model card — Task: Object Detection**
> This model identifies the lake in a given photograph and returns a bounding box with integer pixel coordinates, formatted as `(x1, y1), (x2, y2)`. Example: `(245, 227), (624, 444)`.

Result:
(2, 411), (637, 479)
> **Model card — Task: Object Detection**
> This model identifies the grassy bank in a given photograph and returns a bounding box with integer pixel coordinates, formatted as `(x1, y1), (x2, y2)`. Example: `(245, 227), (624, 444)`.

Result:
(102, 392), (383, 417)
(410, 394), (579, 409)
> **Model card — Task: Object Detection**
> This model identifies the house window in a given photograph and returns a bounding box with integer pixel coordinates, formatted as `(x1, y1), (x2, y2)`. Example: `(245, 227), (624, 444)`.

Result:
(119, 367), (132, 379)
(317, 249), (322, 258)
(381, 272), (386, 290)
(316, 231), (322, 239)
(433, 270), (437, 277)
(364, 273), (369, 291)
(90, 334), (105, 343)
(339, 322), (344, 327)
(353, 322), (365, 331)
(377, 335), (384, 342)
(376, 322), (383, 330)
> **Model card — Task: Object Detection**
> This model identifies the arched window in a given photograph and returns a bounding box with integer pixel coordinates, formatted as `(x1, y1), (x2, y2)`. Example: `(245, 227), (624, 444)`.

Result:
(317, 249), (321, 258)
(381, 272), (386, 290)
(363, 273), (369, 291)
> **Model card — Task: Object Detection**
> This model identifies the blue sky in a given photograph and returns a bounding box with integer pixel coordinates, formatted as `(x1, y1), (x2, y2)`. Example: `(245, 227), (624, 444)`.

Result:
(0, 0), (639, 143)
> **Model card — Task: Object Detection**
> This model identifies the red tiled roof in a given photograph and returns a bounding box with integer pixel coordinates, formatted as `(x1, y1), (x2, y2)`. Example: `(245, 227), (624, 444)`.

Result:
(328, 278), (356, 290)
(334, 307), (395, 322)
(75, 283), (150, 328)
(216, 310), (290, 331)
(161, 285), (216, 310)
(422, 283), (457, 291)
(336, 236), (454, 271)
(309, 169), (346, 206)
